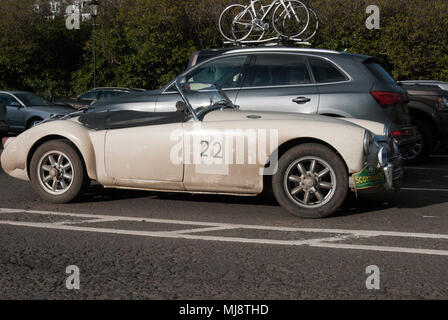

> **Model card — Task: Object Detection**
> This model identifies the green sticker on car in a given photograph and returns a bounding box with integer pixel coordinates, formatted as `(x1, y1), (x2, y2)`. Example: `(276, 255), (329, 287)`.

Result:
(353, 165), (385, 190)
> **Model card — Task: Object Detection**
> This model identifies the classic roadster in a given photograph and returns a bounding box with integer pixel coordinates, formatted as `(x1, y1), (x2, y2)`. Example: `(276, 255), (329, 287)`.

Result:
(1, 82), (402, 218)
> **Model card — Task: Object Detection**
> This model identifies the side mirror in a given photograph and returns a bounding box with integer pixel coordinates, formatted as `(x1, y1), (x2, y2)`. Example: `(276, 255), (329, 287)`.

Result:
(8, 102), (22, 108)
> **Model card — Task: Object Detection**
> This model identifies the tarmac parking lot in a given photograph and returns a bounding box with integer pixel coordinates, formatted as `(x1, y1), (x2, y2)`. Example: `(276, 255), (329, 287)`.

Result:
(0, 144), (447, 299)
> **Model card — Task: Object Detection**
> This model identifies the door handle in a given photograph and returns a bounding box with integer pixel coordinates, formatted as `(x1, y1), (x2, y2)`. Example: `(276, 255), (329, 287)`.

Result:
(292, 97), (311, 104)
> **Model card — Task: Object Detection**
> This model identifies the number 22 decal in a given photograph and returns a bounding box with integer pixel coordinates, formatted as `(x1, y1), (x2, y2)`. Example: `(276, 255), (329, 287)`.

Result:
(201, 140), (223, 159)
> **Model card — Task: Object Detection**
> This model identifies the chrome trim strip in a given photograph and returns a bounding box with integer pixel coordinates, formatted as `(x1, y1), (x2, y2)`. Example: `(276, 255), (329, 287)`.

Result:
(175, 81), (199, 122)
(223, 48), (341, 55)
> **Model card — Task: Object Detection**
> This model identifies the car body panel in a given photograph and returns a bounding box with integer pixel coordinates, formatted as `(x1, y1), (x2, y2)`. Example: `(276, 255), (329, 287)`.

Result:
(0, 101), (7, 131)
(1, 109), (373, 196)
(91, 89), (161, 113)
(404, 84), (448, 139)
(104, 122), (184, 183)
(0, 119), (97, 181)
(53, 87), (147, 110)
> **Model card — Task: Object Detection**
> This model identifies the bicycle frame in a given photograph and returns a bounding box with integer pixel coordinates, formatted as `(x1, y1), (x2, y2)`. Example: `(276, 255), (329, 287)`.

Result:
(247, 0), (291, 21)
(221, 0), (316, 45)
(238, 0), (295, 31)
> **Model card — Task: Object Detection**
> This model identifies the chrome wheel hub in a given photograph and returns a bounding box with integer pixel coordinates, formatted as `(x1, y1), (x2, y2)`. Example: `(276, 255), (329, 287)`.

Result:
(284, 157), (337, 209)
(38, 151), (74, 195)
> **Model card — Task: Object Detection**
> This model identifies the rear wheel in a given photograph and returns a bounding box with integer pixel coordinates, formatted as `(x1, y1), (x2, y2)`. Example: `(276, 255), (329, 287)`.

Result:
(30, 140), (90, 203)
(272, 143), (348, 219)
(403, 119), (435, 164)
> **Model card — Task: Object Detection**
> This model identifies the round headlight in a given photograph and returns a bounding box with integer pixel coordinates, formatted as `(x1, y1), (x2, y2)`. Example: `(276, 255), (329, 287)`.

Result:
(378, 147), (388, 166)
(363, 130), (374, 155)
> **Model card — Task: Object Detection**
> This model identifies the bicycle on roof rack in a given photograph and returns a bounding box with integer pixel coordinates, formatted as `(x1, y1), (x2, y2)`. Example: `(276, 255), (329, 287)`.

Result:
(218, 0), (319, 46)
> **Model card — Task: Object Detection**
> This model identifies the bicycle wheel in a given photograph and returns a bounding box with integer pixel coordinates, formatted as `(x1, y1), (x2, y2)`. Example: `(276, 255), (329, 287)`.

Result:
(303, 6), (319, 42)
(272, 0), (310, 39)
(219, 4), (254, 42)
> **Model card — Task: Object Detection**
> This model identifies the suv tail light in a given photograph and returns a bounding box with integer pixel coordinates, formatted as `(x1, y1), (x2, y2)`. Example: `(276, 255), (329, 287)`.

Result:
(371, 91), (404, 107)
(390, 129), (413, 137)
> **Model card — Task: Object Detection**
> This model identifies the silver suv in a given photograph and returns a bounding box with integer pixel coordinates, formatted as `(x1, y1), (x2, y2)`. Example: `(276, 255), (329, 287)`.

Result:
(92, 47), (418, 152)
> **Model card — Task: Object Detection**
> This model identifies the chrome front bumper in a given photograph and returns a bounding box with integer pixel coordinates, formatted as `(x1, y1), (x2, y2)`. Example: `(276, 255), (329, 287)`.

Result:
(350, 139), (403, 193)
(383, 162), (403, 191)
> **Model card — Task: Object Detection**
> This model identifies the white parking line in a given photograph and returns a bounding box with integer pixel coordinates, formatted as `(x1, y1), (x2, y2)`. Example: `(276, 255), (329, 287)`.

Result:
(0, 208), (448, 256)
(311, 243), (448, 257)
(1, 207), (448, 239)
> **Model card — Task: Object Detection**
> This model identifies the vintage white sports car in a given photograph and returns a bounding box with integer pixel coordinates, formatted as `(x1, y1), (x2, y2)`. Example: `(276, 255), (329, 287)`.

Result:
(1, 82), (402, 218)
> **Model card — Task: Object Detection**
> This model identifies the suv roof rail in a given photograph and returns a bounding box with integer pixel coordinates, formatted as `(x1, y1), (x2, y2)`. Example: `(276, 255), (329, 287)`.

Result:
(223, 47), (342, 55)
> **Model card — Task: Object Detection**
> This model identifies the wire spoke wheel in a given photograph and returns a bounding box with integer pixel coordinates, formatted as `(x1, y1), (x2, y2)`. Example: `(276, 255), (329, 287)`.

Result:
(38, 151), (74, 195)
(284, 157), (337, 209)
(219, 4), (254, 42)
(273, 0), (310, 38)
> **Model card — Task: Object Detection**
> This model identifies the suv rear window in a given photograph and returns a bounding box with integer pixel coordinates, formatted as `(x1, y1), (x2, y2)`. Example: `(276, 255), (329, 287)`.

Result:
(249, 54), (311, 87)
(308, 57), (348, 83)
(363, 61), (396, 85)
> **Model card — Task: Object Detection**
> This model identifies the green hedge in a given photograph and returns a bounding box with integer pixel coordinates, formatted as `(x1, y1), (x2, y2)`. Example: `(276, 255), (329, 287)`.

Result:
(0, 0), (446, 96)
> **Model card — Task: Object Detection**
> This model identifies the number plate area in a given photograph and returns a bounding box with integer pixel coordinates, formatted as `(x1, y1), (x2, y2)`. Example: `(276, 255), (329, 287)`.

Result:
(353, 165), (385, 190)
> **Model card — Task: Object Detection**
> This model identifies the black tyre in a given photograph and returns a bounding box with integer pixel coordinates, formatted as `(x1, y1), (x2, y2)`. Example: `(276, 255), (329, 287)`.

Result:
(27, 118), (43, 129)
(404, 119), (435, 164)
(272, 143), (348, 219)
(30, 140), (90, 203)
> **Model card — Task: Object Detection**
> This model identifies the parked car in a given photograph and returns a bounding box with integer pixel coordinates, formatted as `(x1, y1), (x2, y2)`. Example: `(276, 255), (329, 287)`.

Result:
(91, 47), (418, 155)
(0, 100), (7, 135)
(53, 87), (146, 110)
(1, 81), (402, 219)
(0, 91), (73, 133)
(400, 80), (448, 91)
(400, 83), (448, 162)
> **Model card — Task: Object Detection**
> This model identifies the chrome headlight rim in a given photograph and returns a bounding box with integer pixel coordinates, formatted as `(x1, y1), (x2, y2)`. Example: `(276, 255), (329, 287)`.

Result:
(363, 130), (375, 155)
(378, 146), (388, 167)
(383, 125), (392, 139)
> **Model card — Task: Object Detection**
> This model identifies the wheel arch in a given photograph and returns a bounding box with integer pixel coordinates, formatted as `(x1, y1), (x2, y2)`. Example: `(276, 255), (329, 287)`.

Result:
(26, 135), (97, 181)
(26, 116), (44, 129)
(262, 137), (349, 193)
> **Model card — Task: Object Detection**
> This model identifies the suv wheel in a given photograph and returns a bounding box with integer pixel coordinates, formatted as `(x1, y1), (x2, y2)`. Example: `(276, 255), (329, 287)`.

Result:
(403, 119), (435, 164)
(272, 143), (348, 219)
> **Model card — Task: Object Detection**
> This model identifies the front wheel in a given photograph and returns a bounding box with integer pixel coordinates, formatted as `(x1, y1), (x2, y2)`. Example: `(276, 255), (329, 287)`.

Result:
(272, 143), (348, 219)
(30, 140), (90, 203)
(272, 0), (310, 38)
